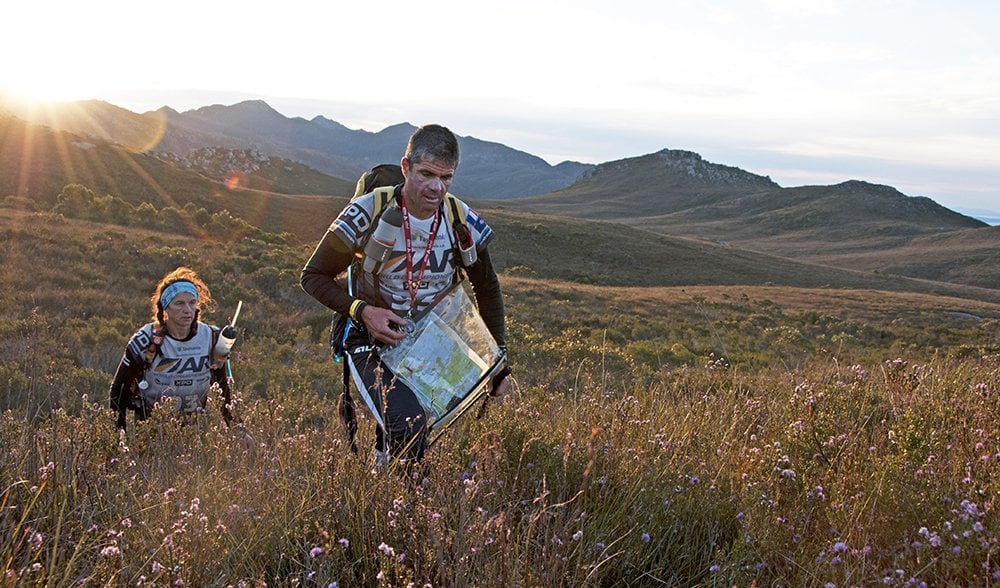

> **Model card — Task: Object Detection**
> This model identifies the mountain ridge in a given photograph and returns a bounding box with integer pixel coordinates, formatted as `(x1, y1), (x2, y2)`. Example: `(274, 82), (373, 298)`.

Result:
(493, 149), (995, 289)
(1, 95), (996, 291)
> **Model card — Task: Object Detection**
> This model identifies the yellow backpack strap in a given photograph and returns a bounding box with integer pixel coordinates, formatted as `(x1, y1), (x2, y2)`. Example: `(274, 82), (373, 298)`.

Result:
(444, 192), (467, 230)
(353, 171), (370, 198)
(371, 187), (395, 218)
(445, 193), (478, 267)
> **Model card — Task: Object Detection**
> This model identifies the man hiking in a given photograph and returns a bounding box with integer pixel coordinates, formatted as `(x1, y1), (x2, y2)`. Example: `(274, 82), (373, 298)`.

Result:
(301, 124), (510, 468)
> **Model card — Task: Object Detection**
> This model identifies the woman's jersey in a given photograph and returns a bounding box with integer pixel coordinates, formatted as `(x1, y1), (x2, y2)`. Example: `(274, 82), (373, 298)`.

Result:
(125, 321), (217, 414)
(331, 192), (494, 316)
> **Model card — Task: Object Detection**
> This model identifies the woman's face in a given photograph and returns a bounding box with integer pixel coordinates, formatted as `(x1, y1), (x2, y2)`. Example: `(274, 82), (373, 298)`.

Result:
(164, 292), (198, 334)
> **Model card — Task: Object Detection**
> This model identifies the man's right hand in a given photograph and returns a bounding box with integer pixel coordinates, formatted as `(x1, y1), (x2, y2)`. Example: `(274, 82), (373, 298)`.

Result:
(360, 305), (408, 346)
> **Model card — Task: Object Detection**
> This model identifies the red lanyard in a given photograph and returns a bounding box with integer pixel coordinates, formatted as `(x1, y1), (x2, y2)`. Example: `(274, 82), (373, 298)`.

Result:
(399, 198), (442, 311)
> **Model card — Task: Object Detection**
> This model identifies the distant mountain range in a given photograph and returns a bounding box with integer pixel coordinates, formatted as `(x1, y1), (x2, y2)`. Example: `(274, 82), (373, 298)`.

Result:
(0, 97), (588, 199)
(1, 95), (996, 292)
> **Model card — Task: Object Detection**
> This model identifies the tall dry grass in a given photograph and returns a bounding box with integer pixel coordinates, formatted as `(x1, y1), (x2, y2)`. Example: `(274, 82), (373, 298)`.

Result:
(2, 351), (997, 586)
(2, 208), (999, 585)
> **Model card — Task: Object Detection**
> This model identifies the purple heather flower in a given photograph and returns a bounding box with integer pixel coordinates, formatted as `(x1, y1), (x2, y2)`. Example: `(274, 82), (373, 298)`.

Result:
(641, 532), (651, 543)
(310, 547), (323, 558)
(101, 545), (120, 557)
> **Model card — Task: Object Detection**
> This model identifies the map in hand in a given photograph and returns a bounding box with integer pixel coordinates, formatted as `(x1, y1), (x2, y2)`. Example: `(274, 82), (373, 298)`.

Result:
(379, 284), (503, 431)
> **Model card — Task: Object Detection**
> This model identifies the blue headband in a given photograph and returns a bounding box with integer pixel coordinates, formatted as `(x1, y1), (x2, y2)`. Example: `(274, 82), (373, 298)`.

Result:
(159, 281), (198, 308)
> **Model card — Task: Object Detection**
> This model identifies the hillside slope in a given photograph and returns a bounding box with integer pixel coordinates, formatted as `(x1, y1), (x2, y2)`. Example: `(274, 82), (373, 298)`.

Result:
(4, 99), (994, 292)
(507, 151), (995, 289)
(481, 208), (1000, 304)
(0, 114), (351, 213)
(0, 114), (223, 209)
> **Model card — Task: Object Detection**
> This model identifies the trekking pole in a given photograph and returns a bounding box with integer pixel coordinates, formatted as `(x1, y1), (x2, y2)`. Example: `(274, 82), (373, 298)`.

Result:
(475, 395), (491, 420)
(230, 300), (243, 328)
(214, 300), (243, 365)
(476, 363), (511, 420)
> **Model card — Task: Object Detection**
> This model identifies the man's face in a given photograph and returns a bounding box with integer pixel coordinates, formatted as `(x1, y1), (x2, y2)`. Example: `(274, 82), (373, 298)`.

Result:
(401, 157), (456, 219)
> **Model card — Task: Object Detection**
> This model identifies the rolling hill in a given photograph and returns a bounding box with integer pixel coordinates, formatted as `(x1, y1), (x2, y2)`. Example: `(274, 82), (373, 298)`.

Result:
(504, 150), (997, 289)
(0, 114), (351, 215)
(3, 96), (996, 294)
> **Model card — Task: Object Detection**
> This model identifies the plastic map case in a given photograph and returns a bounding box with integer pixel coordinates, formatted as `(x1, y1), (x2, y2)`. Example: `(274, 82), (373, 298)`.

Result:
(379, 282), (507, 445)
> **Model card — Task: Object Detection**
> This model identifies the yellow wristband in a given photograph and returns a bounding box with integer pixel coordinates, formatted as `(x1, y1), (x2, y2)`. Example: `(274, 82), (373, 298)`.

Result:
(349, 299), (366, 321)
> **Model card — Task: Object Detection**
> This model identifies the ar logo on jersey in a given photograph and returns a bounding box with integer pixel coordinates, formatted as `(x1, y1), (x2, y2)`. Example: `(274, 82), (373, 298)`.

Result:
(153, 356), (211, 374)
(387, 250), (452, 273)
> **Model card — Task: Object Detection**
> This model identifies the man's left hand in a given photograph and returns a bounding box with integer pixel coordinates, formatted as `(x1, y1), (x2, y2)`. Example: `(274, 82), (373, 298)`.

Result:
(489, 365), (512, 398)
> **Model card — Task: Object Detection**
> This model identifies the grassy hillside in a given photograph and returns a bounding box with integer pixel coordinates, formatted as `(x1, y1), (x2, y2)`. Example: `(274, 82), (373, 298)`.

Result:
(787, 225), (1000, 290)
(0, 114), (352, 213)
(0, 98), (172, 153)
(0, 115), (221, 210)
(504, 152), (994, 290)
(3, 105), (998, 583)
(153, 147), (354, 196)
(7, 104), (994, 293)
(2, 208), (999, 585)
(3, 208), (997, 427)
(481, 208), (1000, 304)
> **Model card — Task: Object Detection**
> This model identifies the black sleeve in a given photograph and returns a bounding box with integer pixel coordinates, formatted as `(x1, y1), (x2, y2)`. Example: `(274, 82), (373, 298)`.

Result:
(300, 229), (358, 316)
(211, 364), (233, 425)
(109, 347), (143, 431)
(465, 247), (506, 349)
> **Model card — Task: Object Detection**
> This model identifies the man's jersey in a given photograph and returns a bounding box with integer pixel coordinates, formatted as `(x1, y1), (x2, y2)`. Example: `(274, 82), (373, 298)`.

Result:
(125, 322), (217, 414)
(331, 192), (494, 316)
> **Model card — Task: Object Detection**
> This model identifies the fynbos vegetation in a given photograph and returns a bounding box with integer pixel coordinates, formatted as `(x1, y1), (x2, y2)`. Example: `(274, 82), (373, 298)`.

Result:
(2, 191), (998, 585)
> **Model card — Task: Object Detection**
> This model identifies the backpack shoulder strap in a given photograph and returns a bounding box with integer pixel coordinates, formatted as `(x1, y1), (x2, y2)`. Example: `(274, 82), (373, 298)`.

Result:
(444, 192), (477, 267)
(142, 325), (165, 369)
(370, 187), (395, 218)
(208, 325), (225, 370)
(444, 192), (467, 230)
(369, 188), (465, 233)
(130, 324), (164, 400)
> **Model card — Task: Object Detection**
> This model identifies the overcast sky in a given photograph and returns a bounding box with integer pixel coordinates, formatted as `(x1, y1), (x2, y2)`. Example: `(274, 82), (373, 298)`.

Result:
(4, 0), (999, 218)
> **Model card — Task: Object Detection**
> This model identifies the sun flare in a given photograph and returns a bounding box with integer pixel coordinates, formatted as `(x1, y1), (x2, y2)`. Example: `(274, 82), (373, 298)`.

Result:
(3, 83), (89, 105)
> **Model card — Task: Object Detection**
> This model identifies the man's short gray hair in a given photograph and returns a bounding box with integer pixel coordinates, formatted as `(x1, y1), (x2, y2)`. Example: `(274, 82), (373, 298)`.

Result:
(405, 124), (459, 167)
